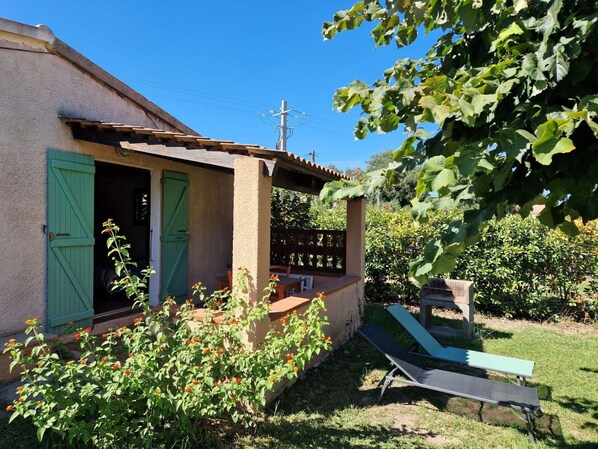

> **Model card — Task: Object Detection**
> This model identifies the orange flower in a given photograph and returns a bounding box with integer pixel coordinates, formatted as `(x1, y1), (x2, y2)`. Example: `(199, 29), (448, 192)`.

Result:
(280, 317), (289, 324)
(236, 377), (242, 383)
(128, 353), (133, 358)
(185, 387), (192, 393)
(74, 333), (81, 340)
(192, 379), (199, 385)
(203, 347), (210, 354)
(293, 366), (299, 372)
(101, 333), (108, 339)
(112, 363), (120, 370)
(193, 337), (199, 343)
(125, 369), (131, 376)
(84, 327), (92, 333)
(17, 397), (24, 402)
(100, 357), (106, 363)
(119, 326), (126, 333)
(6, 405), (14, 412)
(134, 317), (143, 324)
(80, 359), (87, 365)
(15, 386), (23, 393)
(286, 353), (293, 361)
(217, 349), (224, 356)
(268, 377), (275, 383)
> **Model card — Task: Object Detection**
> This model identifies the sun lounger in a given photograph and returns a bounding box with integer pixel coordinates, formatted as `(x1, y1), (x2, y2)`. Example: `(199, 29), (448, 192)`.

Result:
(387, 304), (534, 381)
(360, 323), (542, 442)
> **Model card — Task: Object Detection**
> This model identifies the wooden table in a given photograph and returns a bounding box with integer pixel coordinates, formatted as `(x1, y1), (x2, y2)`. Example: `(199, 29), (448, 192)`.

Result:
(271, 276), (302, 301)
(216, 274), (301, 301)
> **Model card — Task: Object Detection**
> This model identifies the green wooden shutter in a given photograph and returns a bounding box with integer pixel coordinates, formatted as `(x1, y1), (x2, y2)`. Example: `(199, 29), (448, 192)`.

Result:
(161, 171), (189, 301)
(47, 150), (95, 333)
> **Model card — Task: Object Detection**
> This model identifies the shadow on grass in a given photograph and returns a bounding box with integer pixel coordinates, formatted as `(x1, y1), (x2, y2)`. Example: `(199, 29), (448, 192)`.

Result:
(556, 396), (598, 435)
(271, 314), (569, 448)
(254, 417), (430, 449)
(364, 381), (564, 445)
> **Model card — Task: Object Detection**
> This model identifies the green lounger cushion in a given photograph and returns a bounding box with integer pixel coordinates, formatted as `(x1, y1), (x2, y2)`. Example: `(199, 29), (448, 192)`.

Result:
(387, 304), (534, 378)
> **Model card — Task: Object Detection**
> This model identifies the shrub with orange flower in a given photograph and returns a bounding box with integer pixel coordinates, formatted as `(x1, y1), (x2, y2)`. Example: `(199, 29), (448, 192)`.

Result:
(3, 219), (331, 448)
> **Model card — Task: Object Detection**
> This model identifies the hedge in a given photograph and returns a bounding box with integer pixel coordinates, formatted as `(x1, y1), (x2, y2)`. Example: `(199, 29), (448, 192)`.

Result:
(312, 205), (597, 321)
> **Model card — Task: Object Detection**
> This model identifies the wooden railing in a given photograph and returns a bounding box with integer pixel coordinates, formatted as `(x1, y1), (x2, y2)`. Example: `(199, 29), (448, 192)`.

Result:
(270, 228), (346, 274)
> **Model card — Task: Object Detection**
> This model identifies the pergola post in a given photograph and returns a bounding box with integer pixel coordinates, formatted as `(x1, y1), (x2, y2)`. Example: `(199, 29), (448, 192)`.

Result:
(345, 198), (366, 315)
(232, 158), (272, 346)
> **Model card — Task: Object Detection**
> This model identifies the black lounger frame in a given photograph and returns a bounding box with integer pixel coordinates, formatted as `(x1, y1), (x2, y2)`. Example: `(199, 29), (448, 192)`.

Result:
(360, 324), (543, 443)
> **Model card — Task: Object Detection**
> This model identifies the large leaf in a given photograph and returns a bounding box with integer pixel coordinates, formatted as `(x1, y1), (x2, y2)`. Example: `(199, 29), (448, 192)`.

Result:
(532, 120), (576, 164)
(431, 168), (457, 192)
(323, 0), (598, 280)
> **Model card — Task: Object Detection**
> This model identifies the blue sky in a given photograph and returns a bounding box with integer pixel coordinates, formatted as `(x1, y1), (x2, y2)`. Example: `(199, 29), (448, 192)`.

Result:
(3, 1), (434, 170)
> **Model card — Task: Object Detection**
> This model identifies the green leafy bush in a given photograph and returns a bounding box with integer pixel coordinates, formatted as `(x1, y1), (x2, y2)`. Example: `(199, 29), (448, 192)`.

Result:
(4, 220), (331, 448)
(313, 205), (597, 320)
(453, 215), (598, 321)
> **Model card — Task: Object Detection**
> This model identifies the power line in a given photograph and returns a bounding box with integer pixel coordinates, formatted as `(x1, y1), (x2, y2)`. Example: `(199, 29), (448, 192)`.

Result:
(121, 75), (272, 110)
(259, 100), (308, 151)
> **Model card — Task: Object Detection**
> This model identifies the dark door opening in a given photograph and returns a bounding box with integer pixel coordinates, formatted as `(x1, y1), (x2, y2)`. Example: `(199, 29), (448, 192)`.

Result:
(94, 162), (151, 320)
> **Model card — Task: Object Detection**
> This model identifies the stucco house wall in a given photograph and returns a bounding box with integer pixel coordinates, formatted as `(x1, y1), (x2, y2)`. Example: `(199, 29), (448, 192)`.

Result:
(0, 27), (234, 336)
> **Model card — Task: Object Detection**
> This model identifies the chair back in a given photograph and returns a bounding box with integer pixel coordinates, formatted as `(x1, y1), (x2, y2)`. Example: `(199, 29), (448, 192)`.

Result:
(387, 304), (443, 355)
(360, 324), (424, 382)
(270, 264), (291, 276)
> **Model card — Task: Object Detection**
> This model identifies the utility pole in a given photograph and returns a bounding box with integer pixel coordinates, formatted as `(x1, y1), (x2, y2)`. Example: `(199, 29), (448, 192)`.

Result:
(259, 100), (307, 151)
(274, 99), (291, 152)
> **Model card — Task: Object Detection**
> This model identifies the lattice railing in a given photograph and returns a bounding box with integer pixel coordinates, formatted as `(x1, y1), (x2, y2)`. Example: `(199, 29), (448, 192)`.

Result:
(270, 228), (346, 274)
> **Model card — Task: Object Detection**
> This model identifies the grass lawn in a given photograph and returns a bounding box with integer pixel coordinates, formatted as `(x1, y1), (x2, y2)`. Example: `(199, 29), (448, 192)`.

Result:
(239, 305), (598, 449)
(1, 304), (596, 448)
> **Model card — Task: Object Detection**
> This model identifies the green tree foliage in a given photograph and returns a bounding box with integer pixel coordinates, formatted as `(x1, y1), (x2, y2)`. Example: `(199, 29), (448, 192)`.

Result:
(367, 150), (418, 206)
(271, 188), (314, 229)
(365, 149), (394, 172)
(320, 0), (598, 283)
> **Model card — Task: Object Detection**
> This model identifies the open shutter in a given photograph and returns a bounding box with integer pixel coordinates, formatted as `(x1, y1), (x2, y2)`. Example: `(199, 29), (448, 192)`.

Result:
(47, 150), (95, 333)
(161, 171), (189, 301)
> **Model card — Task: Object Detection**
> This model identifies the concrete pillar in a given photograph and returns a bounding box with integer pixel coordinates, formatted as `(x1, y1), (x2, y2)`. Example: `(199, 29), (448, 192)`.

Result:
(232, 158), (272, 346)
(345, 198), (366, 317)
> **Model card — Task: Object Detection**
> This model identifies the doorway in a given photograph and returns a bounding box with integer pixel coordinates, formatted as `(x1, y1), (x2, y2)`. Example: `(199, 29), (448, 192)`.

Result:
(94, 162), (151, 319)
